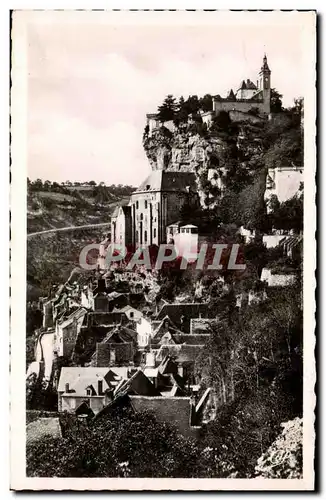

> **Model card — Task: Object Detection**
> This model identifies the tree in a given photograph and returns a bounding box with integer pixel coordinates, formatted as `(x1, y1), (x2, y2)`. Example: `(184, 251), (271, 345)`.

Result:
(184, 95), (200, 115)
(174, 96), (189, 125)
(26, 409), (199, 478)
(199, 94), (213, 112)
(157, 95), (177, 122)
(269, 193), (303, 232)
(270, 88), (283, 113)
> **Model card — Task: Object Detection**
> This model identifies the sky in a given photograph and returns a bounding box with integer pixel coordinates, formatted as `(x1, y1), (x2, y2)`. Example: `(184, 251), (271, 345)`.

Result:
(26, 11), (305, 186)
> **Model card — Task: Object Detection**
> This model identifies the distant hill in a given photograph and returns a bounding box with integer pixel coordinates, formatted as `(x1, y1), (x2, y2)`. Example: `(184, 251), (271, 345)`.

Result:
(27, 180), (134, 234)
(26, 180), (135, 302)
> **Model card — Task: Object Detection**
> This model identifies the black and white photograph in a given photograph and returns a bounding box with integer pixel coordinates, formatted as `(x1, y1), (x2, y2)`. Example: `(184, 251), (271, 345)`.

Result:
(10, 9), (316, 490)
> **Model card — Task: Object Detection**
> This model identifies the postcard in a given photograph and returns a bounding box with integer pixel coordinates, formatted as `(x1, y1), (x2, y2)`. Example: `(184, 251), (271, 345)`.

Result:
(10, 9), (316, 491)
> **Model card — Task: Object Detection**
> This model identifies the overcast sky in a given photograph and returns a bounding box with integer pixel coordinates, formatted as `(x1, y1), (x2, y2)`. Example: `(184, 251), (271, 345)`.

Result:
(26, 12), (305, 186)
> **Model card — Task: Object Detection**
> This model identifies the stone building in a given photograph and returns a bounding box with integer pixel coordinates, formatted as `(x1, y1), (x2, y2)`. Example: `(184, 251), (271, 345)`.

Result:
(212, 54), (271, 117)
(110, 205), (132, 247)
(264, 165), (303, 211)
(147, 54), (272, 133)
(129, 170), (197, 246)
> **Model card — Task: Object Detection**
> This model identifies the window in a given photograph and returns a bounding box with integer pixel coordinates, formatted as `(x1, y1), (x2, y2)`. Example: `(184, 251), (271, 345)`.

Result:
(145, 200), (148, 209)
(86, 388), (92, 396)
(136, 201), (139, 209)
(130, 311), (134, 319)
(144, 230), (147, 243)
(153, 228), (156, 238)
(140, 213), (143, 221)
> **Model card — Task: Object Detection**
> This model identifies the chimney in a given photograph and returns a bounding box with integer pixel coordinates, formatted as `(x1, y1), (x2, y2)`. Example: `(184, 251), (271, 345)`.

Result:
(98, 379), (103, 395)
(65, 383), (69, 393)
(97, 278), (106, 293)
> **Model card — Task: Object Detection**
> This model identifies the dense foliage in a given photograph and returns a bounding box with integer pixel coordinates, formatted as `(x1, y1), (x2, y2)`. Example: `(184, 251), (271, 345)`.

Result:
(27, 409), (200, 478)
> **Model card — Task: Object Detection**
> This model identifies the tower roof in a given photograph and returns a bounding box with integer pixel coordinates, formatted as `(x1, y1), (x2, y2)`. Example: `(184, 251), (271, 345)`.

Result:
(260, 53), (271, 73)
(227, 88), (236, 100)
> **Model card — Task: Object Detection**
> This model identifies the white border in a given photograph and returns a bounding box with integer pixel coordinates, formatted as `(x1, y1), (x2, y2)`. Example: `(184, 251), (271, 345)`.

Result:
(9, 9), (316, 492)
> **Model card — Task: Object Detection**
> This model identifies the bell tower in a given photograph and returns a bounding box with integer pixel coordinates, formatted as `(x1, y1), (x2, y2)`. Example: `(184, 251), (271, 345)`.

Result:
(258, 53), (271, 114)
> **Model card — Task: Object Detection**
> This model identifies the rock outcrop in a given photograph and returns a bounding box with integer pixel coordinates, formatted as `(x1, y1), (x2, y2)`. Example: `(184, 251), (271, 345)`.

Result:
(143, 116), (267, 214)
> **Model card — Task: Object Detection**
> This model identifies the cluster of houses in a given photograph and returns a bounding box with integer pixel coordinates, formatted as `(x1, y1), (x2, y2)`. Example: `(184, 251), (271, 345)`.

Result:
(30, 268), (220, 435)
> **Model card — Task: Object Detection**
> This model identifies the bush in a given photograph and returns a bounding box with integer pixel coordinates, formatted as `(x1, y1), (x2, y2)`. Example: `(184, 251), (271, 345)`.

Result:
(255, 417), (303, 478)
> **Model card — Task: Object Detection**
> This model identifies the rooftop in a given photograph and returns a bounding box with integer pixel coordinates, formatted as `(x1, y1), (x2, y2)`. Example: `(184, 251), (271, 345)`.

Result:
(133, 171), (196, 194)
(58, 366), (128, 393)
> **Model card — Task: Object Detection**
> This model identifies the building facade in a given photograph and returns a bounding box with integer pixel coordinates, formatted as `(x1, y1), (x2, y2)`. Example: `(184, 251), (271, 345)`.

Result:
(110, 205), (132, 247)
(129, 170), (197, 246)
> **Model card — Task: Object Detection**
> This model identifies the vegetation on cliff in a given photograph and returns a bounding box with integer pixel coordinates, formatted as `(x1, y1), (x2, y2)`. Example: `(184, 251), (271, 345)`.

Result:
(143, 93), (303, 232)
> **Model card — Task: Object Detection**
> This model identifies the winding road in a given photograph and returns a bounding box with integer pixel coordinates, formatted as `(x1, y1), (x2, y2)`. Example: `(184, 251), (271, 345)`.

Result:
(27, 222), (111, 239)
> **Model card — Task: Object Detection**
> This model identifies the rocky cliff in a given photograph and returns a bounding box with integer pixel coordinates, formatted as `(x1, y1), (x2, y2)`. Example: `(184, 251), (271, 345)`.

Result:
(143, 114), (268, 217)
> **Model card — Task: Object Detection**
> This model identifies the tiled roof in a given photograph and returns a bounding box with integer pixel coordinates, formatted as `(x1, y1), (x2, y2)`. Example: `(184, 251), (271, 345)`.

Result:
(101, 325), (137, 344)
(190, 318), (215, 334)
(227, 89), (236, 100)
(133, 171), (196, 194)
(115, 369), (161, 397)
(88, 311), (128, 326)
(58, 367), (128, 392)
(153, 344), (203, 363)
(166, 221), (182, 228)
(94, 393), (132, 421)
(246, 79), (258, 90)
(158, 355), (178, 375)
(173, 333), (210, 345)
(155, 303), (211, 329)
(67, 375), (111, 396)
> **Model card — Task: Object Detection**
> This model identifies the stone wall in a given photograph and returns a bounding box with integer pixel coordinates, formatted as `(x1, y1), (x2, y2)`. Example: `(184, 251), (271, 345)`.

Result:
(213, 99), (266, 115)
(95, 342), (134, 367)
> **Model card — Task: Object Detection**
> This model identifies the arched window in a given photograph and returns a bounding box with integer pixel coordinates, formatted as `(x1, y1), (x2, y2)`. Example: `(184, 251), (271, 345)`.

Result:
(136, 201), (139, 209)
(140, 213), (143, 220)
(145, 200), (148, 209)
(144, 230), (147, 243)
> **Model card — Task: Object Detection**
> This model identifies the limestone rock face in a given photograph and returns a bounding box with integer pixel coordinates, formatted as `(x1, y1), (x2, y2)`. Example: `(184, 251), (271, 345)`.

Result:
(143, 126), (229, 209)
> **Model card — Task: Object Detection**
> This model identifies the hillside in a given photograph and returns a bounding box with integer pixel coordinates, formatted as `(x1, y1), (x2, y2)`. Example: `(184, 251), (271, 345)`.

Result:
(27, 182), (134, 301)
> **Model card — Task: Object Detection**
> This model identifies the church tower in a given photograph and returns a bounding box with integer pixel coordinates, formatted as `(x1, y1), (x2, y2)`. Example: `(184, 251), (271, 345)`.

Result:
(258, 54), (271, 114)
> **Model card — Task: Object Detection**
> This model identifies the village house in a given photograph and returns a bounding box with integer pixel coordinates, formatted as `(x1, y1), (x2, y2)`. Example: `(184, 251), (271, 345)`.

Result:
(91, 325), (138, 367)
(54, 307), (87, 358)
(57, 367), (129, 414)
(110, 204), (132, 248)
(264, 165), (303, 212)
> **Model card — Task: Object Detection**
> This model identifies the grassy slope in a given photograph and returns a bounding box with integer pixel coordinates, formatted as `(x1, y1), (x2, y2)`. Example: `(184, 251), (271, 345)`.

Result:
(27, 188), (130, 301)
